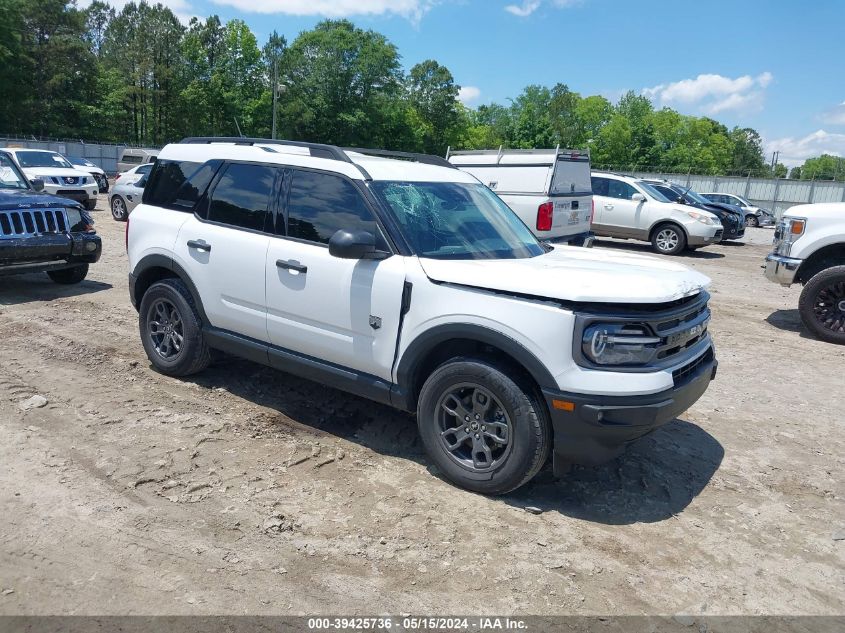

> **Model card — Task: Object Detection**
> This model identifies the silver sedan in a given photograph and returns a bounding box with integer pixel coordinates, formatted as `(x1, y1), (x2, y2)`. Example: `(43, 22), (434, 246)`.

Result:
(109, 175), (146, 221)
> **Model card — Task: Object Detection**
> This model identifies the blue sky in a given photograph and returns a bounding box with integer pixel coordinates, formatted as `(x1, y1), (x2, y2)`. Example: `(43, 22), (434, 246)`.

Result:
(104, 0), (845, 165)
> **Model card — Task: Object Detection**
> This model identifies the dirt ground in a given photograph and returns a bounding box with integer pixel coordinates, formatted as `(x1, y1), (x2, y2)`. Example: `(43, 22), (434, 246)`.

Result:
(0, 199), (843, 617)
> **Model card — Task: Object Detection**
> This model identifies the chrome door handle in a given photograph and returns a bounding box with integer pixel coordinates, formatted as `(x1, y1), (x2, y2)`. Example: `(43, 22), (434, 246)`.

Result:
(187, 240), (211, 252)
(604, 204), (614, 210)
(276, 259), (307, 274)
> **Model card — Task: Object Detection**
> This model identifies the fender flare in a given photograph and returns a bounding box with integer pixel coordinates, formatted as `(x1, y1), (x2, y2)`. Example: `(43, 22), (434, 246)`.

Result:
(395, 323), (558, 409)
(131, 254), (208, 323)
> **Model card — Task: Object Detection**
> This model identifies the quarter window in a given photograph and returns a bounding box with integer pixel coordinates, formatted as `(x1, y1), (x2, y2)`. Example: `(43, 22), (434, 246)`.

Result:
(286, 170), (378, 244)
(143, 160), (219, 212)
(590, 176), (609, 196)
(607, 179), (637, 200)
(208, 163), (276, 232)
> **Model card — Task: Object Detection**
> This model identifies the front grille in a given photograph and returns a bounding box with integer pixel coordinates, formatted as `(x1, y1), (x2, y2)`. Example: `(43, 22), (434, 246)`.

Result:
(0, 208), (69, 238)
(714, 229), (723, 239)
(672, 347), (714, 387)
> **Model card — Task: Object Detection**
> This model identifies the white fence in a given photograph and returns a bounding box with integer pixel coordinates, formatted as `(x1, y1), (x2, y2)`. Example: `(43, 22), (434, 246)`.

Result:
(621, 169), (845, 218)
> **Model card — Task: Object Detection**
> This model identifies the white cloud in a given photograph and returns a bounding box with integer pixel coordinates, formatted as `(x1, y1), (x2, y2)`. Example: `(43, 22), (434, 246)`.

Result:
(505, 1), (541, 16)
(643, 72), (773, 116)
(211, 0), (438, 23)
(78, 0), (196, 25)
(820, 101), (845, 126)
(765, 129), (845, 167)
(458, 86), (481, 105)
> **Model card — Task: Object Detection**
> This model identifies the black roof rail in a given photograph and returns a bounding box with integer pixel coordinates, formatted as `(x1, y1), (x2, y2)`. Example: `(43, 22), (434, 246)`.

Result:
(344, 147), (456, 169)
(179, 137), (354, 164)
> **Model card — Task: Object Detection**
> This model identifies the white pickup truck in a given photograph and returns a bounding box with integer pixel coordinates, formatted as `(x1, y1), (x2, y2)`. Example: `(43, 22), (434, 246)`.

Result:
(448, 148), (593, 246)
(765, 202), (845, 344)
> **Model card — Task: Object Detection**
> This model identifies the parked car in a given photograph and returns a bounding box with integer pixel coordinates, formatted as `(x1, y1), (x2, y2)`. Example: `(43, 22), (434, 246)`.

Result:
(700, 192), (774, 227)
(127, 137), (717, 494)
(644, 180), (745, 242)
(764, 202), (845, 344)
(448, 148), (594, 246)
(117, 148), (159, 173)
(115, 162), (154, 186)
(110, 174), (147, 221)
(0, 150), (101, 283)
(590, 172), (723, 255)
(2, 148), (99, 210)
(65, 155), (109, 193)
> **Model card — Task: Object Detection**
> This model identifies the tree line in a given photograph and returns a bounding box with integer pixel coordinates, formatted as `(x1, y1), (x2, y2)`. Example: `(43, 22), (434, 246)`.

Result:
(0, 0), (837, 179)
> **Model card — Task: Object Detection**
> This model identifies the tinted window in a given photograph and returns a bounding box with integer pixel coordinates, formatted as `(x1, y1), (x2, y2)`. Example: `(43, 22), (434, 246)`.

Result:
(144, 160), (218, 212)
(607, 179), (636, 200)
(590, 176), (608, 196)
(121, 154), (143, 164)
(286, 170), (377, 244)
(208, 163), (276, 231)
(654, 186), (676, 200)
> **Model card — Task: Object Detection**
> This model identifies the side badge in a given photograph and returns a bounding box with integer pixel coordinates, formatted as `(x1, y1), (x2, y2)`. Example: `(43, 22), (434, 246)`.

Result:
(369, 315), (382, 330)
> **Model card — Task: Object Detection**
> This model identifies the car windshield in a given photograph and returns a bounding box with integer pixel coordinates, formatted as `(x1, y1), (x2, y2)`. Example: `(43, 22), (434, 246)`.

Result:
(371, 181), (545, 260)
(69, 156), (94, 167)
(639, 181), (671, 202)
(15, 151), (73, 169)
(0, 154), (29, 189)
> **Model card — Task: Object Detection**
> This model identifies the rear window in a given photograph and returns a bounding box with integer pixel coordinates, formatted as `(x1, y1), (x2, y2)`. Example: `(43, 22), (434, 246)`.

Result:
(121, 154), (143, 164)
(143, 160), (220, 212)
(550, 158), (592, 195)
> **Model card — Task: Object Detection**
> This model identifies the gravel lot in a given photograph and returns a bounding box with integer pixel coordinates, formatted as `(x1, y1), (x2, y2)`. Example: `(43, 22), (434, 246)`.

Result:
(1, 199), (843, 617)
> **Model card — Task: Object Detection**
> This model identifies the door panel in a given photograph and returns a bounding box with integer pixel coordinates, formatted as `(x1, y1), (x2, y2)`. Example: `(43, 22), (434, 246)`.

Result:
(265, 240), (406, 380)
(175, 216), (270, 341)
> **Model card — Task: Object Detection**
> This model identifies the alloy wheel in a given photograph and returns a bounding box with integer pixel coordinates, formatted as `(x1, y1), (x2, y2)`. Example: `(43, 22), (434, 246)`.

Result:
(812, 281), (845, 333)
(148, 299), (184, 360)
(111, 197), (126, 220)
(656, 228), (680, 252)
(436, 383), (512, 472)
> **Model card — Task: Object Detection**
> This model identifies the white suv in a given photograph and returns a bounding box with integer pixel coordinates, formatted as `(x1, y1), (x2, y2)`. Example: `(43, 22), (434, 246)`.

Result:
(4, 148), (99, 210)
(127, 138), (717, 494)
(591, 172), (723, 255)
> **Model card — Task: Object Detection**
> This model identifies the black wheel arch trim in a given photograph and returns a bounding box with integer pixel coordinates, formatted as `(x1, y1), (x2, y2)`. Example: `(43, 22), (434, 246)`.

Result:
(130, 254), (208, 323)
(394, 323), (558, 410)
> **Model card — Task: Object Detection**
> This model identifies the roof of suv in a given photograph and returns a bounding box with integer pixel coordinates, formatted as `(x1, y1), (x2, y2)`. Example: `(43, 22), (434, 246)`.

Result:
(158, 140), (479, 185)
(590, 171), (641, 182)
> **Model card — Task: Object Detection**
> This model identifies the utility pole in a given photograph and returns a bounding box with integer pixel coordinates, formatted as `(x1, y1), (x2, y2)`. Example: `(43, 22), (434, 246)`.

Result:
(271, 58), (278, 140)
(770, 150), (779, 174)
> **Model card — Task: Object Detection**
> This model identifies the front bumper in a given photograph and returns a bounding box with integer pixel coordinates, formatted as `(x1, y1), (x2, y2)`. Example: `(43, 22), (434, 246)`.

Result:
(0, 232), (102, 275)
(687, 227), (723, 246)
(550, 230), (595, 248)
(542, 347), (716, 471)
(764, 253), (802, 286)
(44, 185), (98, 204)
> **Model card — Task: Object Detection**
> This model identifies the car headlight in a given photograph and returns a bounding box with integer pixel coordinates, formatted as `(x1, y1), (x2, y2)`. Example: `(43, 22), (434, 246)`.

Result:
(775, 217), (806, 256)
(582, 323), (662, 366)
(685, 210), (718, 225)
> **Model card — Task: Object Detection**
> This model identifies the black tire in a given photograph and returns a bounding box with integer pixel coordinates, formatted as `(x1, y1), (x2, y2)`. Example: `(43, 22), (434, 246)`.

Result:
(139, 278), (211, 376)
(798, 266), (845, 345)
(746, 214), (759, 228)
(84, 199), (97, 211)
(47, 264), (88, 285)
(416, 358), (551, 495)
(111, 196), (127, 221)
(650, 223), (687, 255)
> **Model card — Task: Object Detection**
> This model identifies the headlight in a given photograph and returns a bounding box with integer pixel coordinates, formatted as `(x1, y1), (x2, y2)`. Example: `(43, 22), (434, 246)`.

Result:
(582, 323), (662, 366)
(685, 210), (718, 225)
(775, 217), (806, 256)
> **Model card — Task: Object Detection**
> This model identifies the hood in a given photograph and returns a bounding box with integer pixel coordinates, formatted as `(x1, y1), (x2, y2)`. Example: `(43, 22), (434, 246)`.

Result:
(704, 201), (743, 217)
(0, 188), (84, 210)
(22, 166), (91, 179)
(418, 246), (711, 304)
(784, 202), (845, 221)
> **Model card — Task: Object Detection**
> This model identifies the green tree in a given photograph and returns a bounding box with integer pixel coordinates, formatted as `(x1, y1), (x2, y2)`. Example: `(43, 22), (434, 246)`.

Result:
(796, 154), (845, 181)
(406, 60), (461, 153)
(729, 127), (766, 175)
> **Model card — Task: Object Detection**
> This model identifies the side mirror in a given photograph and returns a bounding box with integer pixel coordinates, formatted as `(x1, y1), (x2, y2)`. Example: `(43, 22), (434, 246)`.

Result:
(631, 193), (645, 202)
(30, 178), (44, 192)
(329, 229), (378, 259)
(676, 196), (686, 204)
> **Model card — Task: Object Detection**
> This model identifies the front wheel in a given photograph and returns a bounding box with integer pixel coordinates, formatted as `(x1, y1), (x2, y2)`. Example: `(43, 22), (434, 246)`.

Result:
(417, 359), (551, 495)
(651, 223), (687, 255)
(47, 264), (88, 284)
(746, 214), (759, 228)
(798, 266), (845, 344)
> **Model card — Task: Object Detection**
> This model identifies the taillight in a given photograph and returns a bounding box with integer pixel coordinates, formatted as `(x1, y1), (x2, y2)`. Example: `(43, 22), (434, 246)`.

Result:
(537, 201), (553, 231)
(590, 199), (595, 225)
(125, 215), (130, 252)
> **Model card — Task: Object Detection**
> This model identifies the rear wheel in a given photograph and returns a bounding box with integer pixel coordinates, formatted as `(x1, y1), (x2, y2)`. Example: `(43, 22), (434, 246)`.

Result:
(798, 266), (845, 344)
(47, 264), (88, 285)
(84, 199), (97, 211)
(651, 223), (687, 255)
(746, 214), (759, 228)
(139, 278), (210, 375)
(417, 359), (550, 495)
(111, 196), (127, 221)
